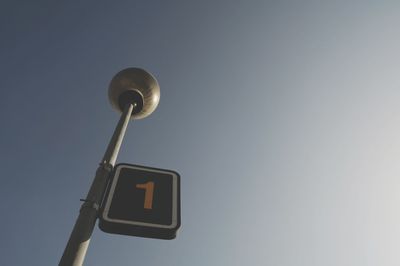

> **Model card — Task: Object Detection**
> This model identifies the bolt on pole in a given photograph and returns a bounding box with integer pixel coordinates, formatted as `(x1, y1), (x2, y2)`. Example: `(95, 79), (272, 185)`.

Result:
(59, 103), (134, 266)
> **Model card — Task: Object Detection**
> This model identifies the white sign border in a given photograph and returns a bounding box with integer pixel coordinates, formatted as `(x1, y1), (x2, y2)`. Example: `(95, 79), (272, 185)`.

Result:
(102, 164), (179, 229)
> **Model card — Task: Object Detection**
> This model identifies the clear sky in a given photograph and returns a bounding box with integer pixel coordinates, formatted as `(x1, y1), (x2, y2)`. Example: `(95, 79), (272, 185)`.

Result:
(1, 1), (400, 265)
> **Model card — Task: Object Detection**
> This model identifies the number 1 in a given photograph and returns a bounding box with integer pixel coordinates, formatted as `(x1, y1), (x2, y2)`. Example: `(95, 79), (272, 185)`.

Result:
(136, 181), (154, 209)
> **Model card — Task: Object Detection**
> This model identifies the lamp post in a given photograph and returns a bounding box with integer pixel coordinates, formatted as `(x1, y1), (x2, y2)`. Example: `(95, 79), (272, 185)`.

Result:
(59, 68), (160, 266)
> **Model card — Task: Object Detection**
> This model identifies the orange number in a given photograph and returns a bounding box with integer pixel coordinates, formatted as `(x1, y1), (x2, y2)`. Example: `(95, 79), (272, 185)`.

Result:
(136, 181), (154, 209)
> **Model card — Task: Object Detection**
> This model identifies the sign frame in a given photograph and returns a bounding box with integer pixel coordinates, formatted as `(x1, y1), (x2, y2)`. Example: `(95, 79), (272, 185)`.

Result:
(99, 163), (181, 240)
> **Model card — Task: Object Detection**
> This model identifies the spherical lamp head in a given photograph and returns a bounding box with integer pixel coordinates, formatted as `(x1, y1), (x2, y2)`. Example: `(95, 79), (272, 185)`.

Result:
(108, 68), (160, 119)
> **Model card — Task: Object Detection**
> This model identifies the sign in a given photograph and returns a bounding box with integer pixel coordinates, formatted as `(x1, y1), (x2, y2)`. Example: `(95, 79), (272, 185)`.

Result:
(99, 164), (180, 240)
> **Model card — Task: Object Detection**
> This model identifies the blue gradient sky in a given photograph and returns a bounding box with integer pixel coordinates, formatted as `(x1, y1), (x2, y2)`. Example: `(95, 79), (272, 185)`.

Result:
(1, 1), (400, 265)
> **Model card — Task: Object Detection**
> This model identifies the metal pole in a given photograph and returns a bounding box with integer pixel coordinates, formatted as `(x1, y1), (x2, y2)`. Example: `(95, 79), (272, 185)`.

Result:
(59, 103), (134, 266)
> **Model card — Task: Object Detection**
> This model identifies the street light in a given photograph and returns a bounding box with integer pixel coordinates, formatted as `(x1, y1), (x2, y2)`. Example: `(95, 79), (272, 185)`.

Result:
(59, 68), (160, 266)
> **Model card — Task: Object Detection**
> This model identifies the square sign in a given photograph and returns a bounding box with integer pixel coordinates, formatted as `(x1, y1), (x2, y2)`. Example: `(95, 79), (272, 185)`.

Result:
(99, 163), (180, 240)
